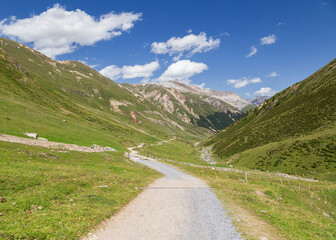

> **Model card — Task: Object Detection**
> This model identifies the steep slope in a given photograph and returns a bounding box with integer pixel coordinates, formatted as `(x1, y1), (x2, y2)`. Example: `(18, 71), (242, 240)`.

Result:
(125, 83), (244, 132)
(0, 37), (209, 149)
(207, 59), (336, 178)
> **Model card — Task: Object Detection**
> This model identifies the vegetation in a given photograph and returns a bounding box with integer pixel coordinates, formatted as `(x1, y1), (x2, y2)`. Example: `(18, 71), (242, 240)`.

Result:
(0, 141), (161, 239)
(234, 126), (336, 181)
(208, 58), (336, 157)
(240, 104), (256, 114)
(141, 139), (336, 240)
(205, 59), (336, 178)
(0, 37), (209, 150)
(193, 111), (243, 132)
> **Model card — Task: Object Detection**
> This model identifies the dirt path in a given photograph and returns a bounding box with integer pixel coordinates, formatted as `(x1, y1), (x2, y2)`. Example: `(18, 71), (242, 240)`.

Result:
(86, 140), (241, 240)
(0, 134), (116, 152)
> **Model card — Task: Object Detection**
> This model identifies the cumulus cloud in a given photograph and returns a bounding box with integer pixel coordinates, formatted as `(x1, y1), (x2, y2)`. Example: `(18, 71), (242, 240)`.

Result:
(267, 71), (279, 77)
(255, 87), (277, 96)
(100, 65), (123, 80)
(100, 61), (159, 80)
(227, 77), (261, 88)
(151, 32), (220, 60)
(246, 46), (258, 58)
(0, 4), (141, 58)
(260, 34), (277, 45)
(155, 60), (208, 82)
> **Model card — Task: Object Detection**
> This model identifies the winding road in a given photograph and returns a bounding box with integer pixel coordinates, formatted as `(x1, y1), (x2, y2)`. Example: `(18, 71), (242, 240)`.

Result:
(88, 142), (241, 240)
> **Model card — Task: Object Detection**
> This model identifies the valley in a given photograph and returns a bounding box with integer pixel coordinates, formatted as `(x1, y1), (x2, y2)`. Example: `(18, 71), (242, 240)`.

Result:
(0, 36), (335, 240)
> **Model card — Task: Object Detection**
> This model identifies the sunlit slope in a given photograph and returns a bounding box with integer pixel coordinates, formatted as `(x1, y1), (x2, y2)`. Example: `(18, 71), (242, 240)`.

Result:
(208, 58), (336, 157)
(0, 37), (209, 149)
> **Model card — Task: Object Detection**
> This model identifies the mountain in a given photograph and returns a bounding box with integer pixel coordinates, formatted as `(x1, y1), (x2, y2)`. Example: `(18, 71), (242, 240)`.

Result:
(152, 80), (250, 110)
(124, 83), (244, 132)
(246, 95), (269, 106)
(207, 59), (336, 179)
(0, 37), (211, 150)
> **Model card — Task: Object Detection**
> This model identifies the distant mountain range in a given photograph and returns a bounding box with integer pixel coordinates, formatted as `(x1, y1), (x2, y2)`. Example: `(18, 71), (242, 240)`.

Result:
(152, 80), (250, 110)
(124, 81), (248, 132)
(246, 95), (269, 106)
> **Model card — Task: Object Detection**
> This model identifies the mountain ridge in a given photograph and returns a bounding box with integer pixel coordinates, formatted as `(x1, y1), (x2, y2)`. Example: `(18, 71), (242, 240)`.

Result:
(142, 80), (250, 110)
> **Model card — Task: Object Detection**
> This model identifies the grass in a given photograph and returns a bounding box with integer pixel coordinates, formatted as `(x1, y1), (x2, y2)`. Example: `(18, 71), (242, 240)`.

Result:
(0, 37), (210, 150)
(234, 126), (336, 181)
(0, 141), (161, 239)
(209, 58), (336, 157)
(141, 139), (336, 240)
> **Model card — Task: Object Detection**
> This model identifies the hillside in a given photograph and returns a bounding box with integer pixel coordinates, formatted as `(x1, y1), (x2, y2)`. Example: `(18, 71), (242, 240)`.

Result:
(125, 83), (244, 132)
(0, 37), (210, 150)
(207, 58), (336, 179)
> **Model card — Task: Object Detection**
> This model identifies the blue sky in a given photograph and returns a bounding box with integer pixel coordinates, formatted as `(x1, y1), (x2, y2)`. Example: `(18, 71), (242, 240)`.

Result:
(0, 0), (335, 98)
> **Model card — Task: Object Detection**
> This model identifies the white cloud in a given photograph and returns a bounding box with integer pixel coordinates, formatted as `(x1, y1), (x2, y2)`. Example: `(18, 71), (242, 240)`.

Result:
(227, 77), (261, 88)
(99, 65), (122, 80)
(122, 61), (160, 79)
(155, 60), (208, 82)
(254, 87), (277, 96)
(267, 71), (279, 77)
(277, 22), (283, 26)
(246, 46), (257, 58)
(100, 61), (160, 81)
(260, 34), (277, 45)
(151, 32), (220, 59)
(187, 29), (192, 34)
(0, 4), (141, 58)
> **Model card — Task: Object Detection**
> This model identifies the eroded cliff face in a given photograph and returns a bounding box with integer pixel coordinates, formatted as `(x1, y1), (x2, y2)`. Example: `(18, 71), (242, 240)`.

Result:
(152, 80), (250, 110)
(128, 82), (244, 131)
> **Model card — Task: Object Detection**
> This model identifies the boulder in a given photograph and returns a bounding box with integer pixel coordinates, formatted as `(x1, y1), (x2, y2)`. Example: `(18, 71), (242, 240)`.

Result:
(24, 132), (38, 139)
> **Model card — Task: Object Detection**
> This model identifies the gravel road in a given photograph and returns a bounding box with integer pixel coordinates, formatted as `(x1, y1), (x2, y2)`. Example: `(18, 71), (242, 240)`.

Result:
(88, 149), (241, 240)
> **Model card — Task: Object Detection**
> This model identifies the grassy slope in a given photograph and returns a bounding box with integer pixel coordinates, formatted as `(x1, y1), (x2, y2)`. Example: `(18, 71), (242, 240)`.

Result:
(0, 38), (209, 239)
(140, 139), (336, 240)
(0, 141), (161, 239)
(0, 37), (209, 148)
(235, 126), (336, 181)
(208, 58), (336, 156)
(206, 58), (336, 177)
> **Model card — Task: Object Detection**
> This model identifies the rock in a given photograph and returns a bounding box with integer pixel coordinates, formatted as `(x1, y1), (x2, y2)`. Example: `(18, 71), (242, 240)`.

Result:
(260, 210), (267, 213)
(104, 147), (117, 152)
(91, 144), (101, 149)
(24, 132), (38, 138)
(38, 137), (48, 141)
(0, 197), (6, 203)
(98, 185), (109, 188)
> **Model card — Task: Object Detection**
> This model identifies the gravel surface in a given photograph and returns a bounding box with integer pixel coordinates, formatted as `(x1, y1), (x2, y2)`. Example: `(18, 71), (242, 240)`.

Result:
(0, 134), (115, 152)
(87, 149), (241, 240)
